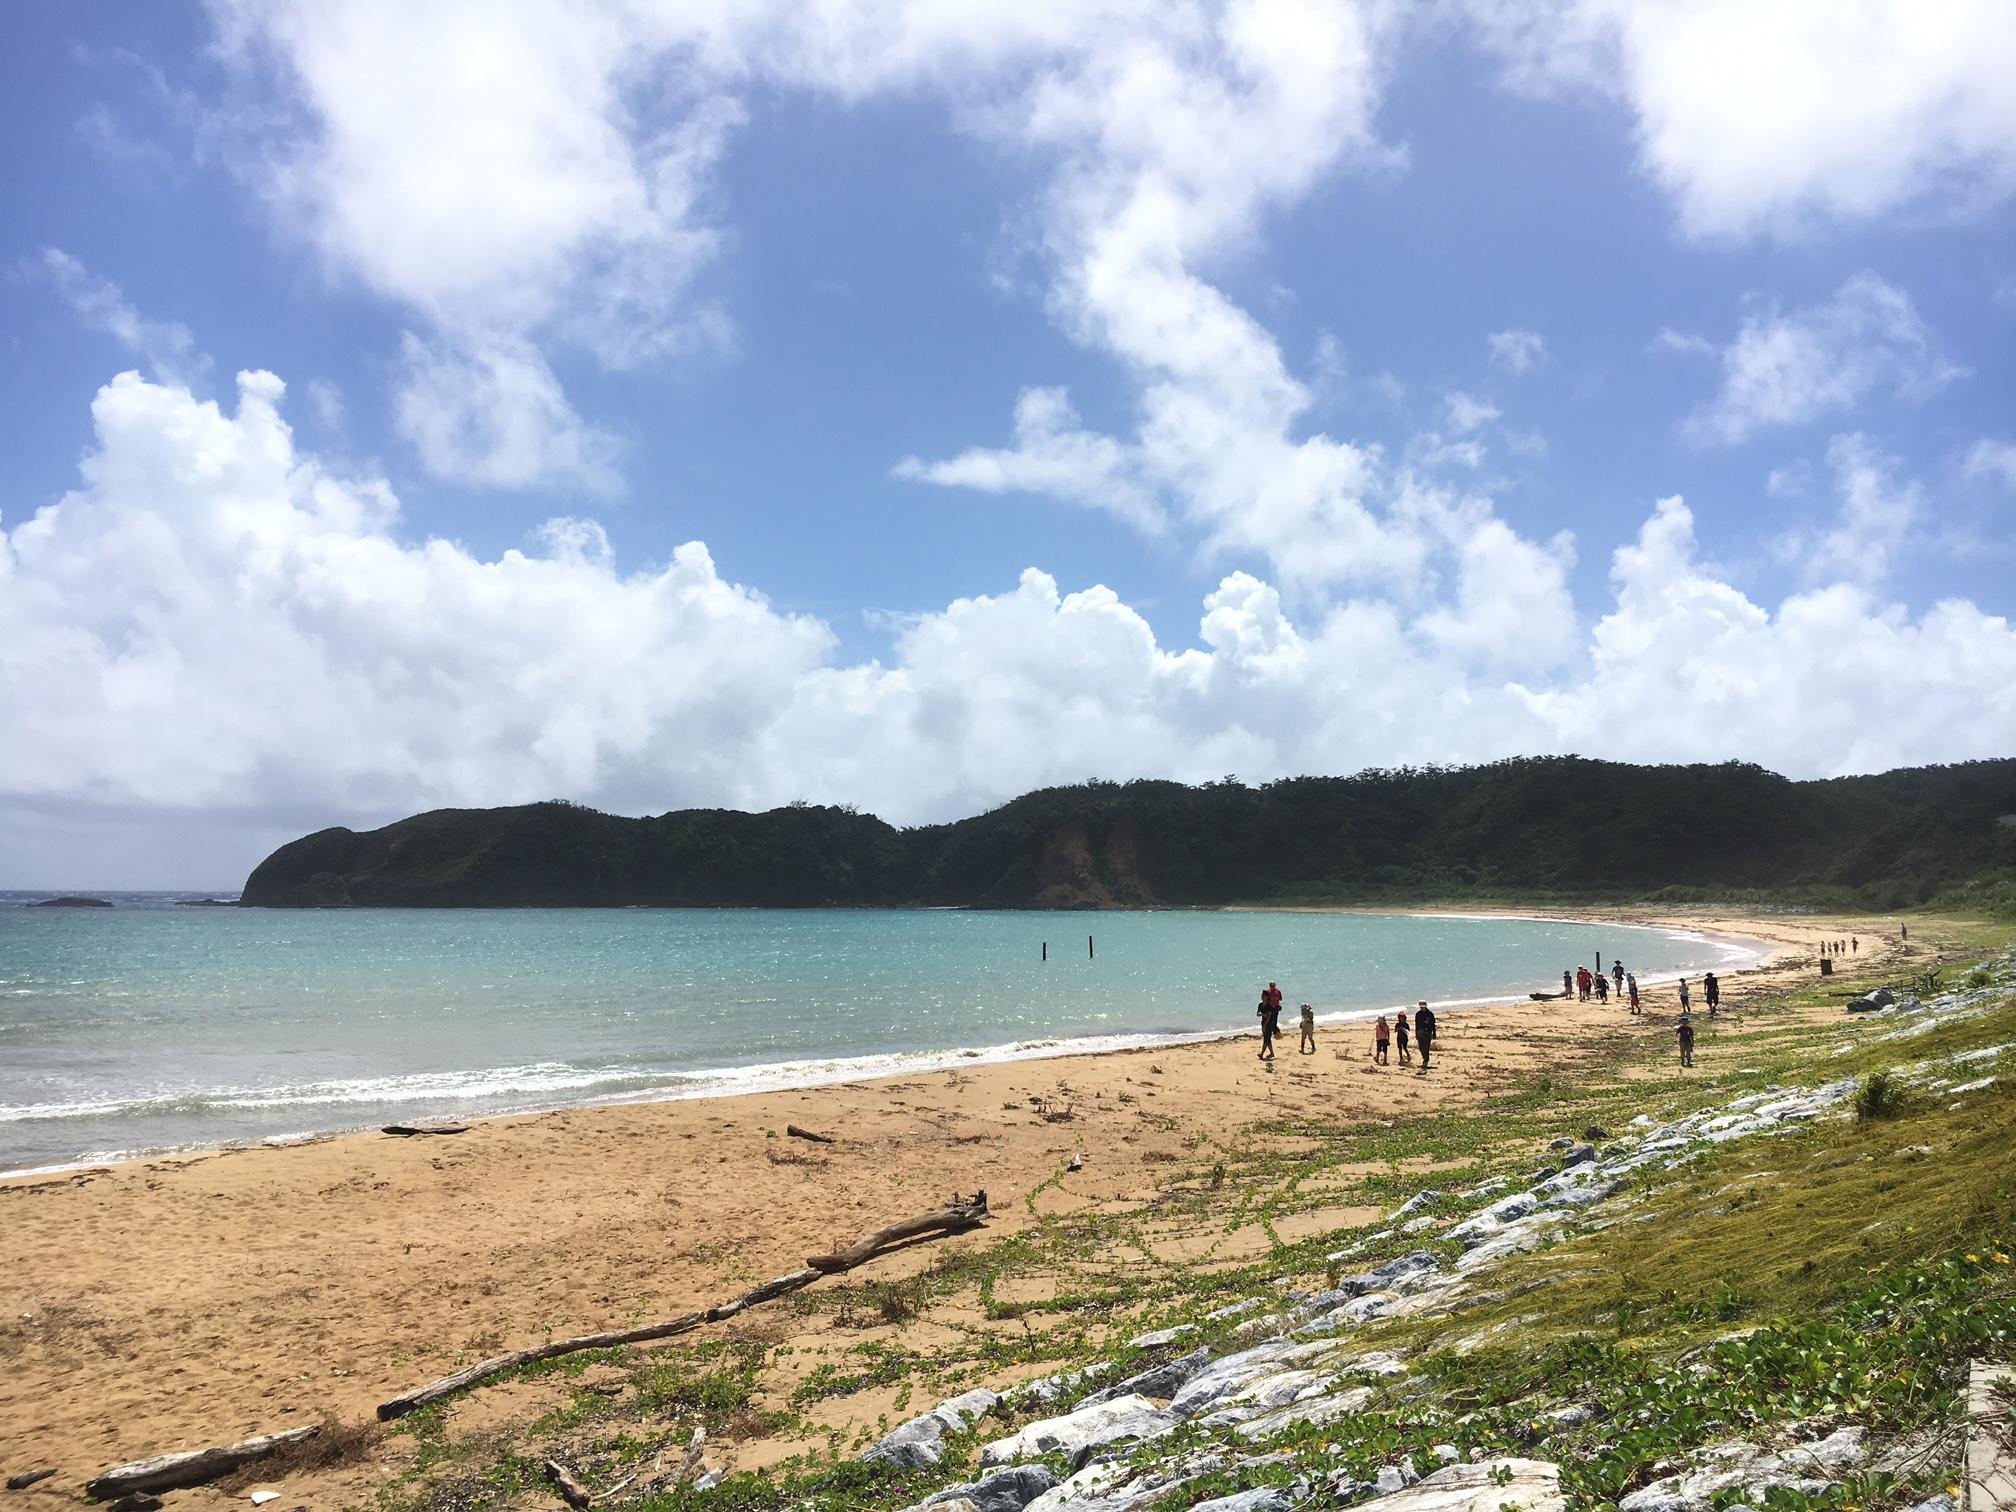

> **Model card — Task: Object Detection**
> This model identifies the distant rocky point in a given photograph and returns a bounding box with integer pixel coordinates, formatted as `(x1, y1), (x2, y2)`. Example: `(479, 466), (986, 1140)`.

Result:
(174, 898), (240, 907)
(32, 895), (114, 908)
(239, 756), (2016, 911)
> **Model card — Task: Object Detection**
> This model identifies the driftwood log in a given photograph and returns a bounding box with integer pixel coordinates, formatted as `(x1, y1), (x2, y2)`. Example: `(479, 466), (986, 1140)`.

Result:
(805, 1193), (989, 1272)
(785, 1124), (835, 1144)
(381, 1124), (470, 1137)
(543, 1460), (594, 1510)
(6, 1471), (57, 1491)
(377, 1193), (988, 1421)
(84, 1426), (321, 1500)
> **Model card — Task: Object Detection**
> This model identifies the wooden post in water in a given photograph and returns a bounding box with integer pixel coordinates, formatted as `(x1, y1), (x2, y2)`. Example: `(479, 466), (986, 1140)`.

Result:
(1042, 941), (1047, 961)
(1088, 935), (1094, 959)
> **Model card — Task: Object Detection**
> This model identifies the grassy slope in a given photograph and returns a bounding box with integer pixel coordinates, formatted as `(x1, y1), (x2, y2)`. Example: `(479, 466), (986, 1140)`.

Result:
(358, 914), (2016, 1512)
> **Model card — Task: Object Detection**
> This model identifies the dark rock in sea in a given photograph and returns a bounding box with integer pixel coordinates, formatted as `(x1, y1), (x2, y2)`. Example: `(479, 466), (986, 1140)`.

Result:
(31, 896), (113, 908)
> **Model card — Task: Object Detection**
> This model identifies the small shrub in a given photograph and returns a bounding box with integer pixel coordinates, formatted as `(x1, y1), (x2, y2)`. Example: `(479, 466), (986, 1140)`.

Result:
(866, 1276), (929, 1324)
(1853, 1070), (1907, 1121)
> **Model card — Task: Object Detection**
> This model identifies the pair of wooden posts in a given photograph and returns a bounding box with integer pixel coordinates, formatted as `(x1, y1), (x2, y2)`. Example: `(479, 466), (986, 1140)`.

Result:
(1040, 937), (1093, 961)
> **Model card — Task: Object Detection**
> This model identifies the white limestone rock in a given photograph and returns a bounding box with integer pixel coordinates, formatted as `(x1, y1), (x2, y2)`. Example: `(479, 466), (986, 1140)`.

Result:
(912, 1465), (1062, 1512)
(1234, 1385), (1374, 1438)
(864, 1388), (1002, 1468)
(1354, 1459), (1565, 1512)
(979, 1394), (1178, 1469)
(1616, 1428), (1864, 1512)
(1127, 1324), (1197, 1350)
(1190, 1492), (1293, 1512)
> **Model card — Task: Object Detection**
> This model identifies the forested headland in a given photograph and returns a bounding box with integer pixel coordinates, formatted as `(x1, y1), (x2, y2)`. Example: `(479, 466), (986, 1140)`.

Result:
(238, 757), (2016, 913)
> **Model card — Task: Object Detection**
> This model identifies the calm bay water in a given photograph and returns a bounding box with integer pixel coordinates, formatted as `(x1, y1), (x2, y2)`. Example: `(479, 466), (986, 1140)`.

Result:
(0, 896), (1763, 1173)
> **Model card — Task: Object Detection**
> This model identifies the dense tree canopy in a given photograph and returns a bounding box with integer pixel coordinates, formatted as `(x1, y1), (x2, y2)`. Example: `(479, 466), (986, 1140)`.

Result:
(243, 757), (2016, 914)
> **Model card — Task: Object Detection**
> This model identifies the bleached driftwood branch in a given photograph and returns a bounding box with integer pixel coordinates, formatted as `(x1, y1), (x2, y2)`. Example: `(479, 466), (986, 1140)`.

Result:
(376, 1193), (988, 1421)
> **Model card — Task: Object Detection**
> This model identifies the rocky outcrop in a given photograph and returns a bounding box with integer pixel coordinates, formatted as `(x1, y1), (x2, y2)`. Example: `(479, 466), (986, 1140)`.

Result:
(31, 895), (113, 907)
(1617, 1428), (1864, 1512)
(1356, 1460), (1566, 1512)
(978, 1395), (1179, 1469)
(910, 1464), (1060, 1512)
(1082, 1346), (1212, 1406)
(864, 1389), (1001, 1470)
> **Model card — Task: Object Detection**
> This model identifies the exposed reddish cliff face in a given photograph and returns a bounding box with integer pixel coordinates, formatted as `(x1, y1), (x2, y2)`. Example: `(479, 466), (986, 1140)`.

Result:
(1029, 814), (1159, 908)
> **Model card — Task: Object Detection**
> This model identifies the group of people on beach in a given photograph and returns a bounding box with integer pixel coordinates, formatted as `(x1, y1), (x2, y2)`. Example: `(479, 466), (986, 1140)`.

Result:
(1820, 937), (1858, 957)
(1254, 981), (1438, 1074)
(1251, 944), (1751, 1080)
(1559, 953), (1726, 1068)
(1566, 958), (1639, 1011)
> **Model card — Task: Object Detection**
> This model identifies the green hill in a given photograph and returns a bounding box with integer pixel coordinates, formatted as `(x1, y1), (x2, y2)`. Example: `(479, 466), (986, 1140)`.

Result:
(240, 756), (2016, 911)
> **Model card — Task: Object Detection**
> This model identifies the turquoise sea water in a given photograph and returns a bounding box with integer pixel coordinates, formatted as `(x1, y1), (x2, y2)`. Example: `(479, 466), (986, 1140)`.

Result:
(0, 895), (1763, 1174)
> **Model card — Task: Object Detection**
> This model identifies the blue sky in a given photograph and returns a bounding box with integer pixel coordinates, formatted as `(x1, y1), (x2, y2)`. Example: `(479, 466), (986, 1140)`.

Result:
(3, 1), (2014, 887)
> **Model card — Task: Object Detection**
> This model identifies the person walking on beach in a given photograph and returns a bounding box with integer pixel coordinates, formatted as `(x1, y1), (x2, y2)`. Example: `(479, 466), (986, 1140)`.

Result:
(1677, 976), (1691, 1012)
(1562, 969), (1574, 999)
(1414, 1001), (1438, 1073)
(1373, 1014), (1391, 1064)
(1851, 936), (1858, 954)
(1298, 1002), (1316, 1055)
(1627, 973), (1640, 1014)
(1704, 972), (1720, 1015)
(1577, 966), (1592, 1001)
(1594, 973), (1608, 1004)
(1394, 1008), (1412, 1064)
(1256, 992), (1281, 1059)
(1613, 961), (1625, 997)
(1676, 1012), (1695, 1068)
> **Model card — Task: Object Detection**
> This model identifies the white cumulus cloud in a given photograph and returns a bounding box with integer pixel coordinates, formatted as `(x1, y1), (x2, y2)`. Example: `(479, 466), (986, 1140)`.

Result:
(1680, 272), (1956, 447)
(7, 369), (2015, 885)
(1468, 0), (2016, 239)
(1487, 328), (1546, 374)
(892, 387), (1163, 533)
(1773, 433), (1924, 588)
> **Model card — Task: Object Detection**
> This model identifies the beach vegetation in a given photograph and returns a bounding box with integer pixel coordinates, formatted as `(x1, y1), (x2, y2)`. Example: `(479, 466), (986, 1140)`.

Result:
(1852, 1068), (1907, 1120)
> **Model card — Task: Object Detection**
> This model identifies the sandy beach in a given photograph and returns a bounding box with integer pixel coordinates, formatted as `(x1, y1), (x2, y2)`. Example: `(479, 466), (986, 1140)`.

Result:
(0, 908), (1924, 1507)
